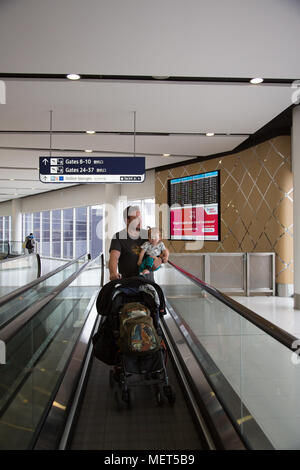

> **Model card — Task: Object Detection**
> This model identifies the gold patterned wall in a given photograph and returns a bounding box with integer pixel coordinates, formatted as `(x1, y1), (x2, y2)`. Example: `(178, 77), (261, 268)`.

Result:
(155, 136), (293, 285)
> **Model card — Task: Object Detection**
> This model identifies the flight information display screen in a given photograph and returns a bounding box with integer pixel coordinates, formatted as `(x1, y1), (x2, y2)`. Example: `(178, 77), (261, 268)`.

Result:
(168, 170), (220, 241)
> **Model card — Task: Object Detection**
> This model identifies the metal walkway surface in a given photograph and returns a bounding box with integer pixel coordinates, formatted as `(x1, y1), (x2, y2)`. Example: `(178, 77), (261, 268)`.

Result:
(69, 355), (204, 450)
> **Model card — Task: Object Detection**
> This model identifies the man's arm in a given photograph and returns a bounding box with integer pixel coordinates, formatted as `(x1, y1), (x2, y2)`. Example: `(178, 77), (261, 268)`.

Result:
(137, 248), (146, 266)
(108, 249), (122, 280)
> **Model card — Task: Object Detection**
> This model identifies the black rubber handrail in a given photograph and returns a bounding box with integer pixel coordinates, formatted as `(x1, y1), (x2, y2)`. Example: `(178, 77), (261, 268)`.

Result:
(0, 253), (88, 308)
(0, 241), (10, 259)
(0, 256), (92, 344)
(0, 253), (41, 276)
(100, 253), (104, 288)
(0, 252), (31, 265)
(168, 260), (298, 352)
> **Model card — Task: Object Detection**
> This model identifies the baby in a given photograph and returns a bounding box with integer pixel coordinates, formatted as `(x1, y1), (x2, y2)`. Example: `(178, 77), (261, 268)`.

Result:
(137, 227), (168, 275)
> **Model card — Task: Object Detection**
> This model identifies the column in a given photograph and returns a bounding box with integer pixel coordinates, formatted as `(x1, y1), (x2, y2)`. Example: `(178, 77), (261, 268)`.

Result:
(292, 105), (300, 308)
(11, 199), (22, 242)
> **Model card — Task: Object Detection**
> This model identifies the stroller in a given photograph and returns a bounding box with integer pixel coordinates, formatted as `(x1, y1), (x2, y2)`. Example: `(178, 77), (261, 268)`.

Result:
(94, 276), (176, 409)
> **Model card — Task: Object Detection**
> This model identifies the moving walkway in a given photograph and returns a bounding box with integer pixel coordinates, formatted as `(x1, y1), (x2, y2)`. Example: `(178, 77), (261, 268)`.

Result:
(0, 257), (298, 450)
(0, 241), (25, 260)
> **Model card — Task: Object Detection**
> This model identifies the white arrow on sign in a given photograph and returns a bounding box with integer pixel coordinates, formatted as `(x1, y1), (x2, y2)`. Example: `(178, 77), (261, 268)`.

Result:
(42, 158), (49, 165)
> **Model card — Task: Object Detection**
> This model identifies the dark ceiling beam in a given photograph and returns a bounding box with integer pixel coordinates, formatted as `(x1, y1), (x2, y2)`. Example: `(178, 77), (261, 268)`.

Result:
(0, 73), (297, 86)
(0, 130), (250, 137)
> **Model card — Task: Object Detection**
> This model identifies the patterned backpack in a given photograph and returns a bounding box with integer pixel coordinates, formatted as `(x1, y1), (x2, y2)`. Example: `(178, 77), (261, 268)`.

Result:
(118, 302), (161, 356)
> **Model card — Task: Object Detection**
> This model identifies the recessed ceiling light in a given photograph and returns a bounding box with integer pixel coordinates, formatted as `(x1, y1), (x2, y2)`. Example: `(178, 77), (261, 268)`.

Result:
(250, 77), (264, 84)
(66, 74), (81, 80)
(85, 149), (93, 153)
(86, 130), (96, 134)
(152, 76), (170, 80)
(206, 132), (215, 137)
(10, 178), (15, 181)
(163, 153), (171, 157)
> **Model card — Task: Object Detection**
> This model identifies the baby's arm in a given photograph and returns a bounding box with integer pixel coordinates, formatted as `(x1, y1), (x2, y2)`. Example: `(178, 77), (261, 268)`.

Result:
(159, 245), (169, 263)
(161, 248), (169, 263)
(137, 248), (146, 266)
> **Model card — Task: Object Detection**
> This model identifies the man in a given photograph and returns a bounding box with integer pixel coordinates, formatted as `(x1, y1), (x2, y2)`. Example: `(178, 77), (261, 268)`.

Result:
(25, 233), (35, 254)
(108, 205), (168, 281)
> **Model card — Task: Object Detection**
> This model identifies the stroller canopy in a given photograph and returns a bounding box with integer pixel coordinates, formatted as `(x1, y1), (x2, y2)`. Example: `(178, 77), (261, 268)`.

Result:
(96, 276), (166, 317)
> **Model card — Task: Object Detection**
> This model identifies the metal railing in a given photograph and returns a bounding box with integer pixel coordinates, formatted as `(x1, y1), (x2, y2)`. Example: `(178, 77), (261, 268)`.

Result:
(169, 252), (275, 296)
(168, 260), (296, 352)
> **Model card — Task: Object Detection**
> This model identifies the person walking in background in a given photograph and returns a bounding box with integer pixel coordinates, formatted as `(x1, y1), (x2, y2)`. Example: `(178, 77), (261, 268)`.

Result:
(25, 233), (35, 254)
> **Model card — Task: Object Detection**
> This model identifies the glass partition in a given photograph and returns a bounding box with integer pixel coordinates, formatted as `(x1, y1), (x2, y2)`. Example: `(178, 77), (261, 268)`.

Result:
(0, 257), (85, 329)
(0, 254), (102, 449)
(156, 263), (300, 450)
(0, 254), (40, 298)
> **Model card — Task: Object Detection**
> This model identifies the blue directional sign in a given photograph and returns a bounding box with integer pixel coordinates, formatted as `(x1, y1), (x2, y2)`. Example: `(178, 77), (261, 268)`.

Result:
(39, 156), (145, 183)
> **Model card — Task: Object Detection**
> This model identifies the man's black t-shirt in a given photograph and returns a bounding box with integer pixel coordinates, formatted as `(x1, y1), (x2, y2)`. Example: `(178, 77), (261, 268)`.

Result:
(109, 228), (148, 278)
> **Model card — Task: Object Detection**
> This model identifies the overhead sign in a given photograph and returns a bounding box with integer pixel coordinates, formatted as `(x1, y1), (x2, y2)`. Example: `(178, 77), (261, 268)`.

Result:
(39, 156), (145, 183)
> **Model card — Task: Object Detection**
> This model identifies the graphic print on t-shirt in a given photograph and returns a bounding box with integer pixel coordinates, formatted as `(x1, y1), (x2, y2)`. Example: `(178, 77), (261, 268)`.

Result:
(132, 245), (142, 255)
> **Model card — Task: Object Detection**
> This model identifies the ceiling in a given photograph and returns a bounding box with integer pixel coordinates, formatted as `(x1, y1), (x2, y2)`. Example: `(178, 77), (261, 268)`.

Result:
(0, 0), (299, 203)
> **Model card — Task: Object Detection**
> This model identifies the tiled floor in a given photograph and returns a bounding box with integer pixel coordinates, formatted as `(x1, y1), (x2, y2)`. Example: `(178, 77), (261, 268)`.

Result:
(231, 296), (300, 339)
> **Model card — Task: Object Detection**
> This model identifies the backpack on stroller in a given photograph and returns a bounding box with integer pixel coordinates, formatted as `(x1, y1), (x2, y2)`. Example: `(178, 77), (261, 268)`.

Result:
(93, 276), (176, 409)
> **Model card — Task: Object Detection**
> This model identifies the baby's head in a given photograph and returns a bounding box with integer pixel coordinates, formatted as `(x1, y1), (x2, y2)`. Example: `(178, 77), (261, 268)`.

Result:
(147, 227), (161, 245)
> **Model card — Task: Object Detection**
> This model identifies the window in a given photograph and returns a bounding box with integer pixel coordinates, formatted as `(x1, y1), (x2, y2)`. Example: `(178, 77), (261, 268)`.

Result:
(24, 213), (32, 238)
(143, 198), (156, 228)
(33, 213), (40, 243)
(41, 211), (50, 257)
(21, 205), (104, 260)
(120, 198), (155, 230)
(75, 206), (87, 257)
(89, 206), (104, 260)
(3, 216), (10, 241)
(52, 210), (61, 258)
(63, 208), (73, 259)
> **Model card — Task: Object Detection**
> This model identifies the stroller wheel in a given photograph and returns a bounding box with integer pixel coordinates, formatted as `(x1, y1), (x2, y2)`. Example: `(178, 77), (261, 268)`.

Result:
(155, 386), (165, 406)
(164, 385), (176, 406)
(114, 388), (123, 411)
(109, 370), (115, 389)
(122, 389), (132, 409)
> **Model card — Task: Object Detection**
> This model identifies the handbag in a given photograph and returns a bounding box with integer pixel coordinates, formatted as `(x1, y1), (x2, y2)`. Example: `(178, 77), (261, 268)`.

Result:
(92, 319), (118, 366)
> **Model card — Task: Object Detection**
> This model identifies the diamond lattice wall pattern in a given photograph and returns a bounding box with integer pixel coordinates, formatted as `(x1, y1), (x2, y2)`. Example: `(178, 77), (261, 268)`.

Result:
(155, 136), (293, 286)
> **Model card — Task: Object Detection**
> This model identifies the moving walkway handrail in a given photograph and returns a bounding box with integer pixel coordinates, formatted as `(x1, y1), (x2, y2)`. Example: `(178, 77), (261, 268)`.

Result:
(0, 254), (93, 345)
(0, 251), (40, 269)
(168, 260), (298, 351)
(0, 241), (9, 259)
(32, 252), (104, 449)
(0, 253), (87, 308)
